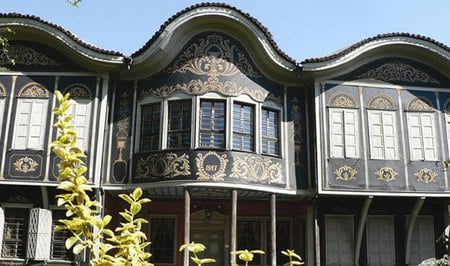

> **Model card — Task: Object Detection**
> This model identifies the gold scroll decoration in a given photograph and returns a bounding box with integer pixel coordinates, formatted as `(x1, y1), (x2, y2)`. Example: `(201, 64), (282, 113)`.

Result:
(334, 165), (358, 181)
(136, 153), (190, 179)
(231, 155), (284, 185)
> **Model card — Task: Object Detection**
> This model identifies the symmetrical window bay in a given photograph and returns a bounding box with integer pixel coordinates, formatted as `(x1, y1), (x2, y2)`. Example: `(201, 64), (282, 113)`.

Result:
(137, 93), (281, 156)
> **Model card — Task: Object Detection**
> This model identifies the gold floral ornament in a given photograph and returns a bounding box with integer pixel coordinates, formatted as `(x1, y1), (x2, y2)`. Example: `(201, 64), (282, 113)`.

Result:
(136, 153), (190, 179)
(230, 155), (284, 184)
(334, 165), (358, 181)
(375, 166), (398, 182)
(415, 168), (438, 184)
(195, 151), (228, 181)
(14, 156), (39, 173)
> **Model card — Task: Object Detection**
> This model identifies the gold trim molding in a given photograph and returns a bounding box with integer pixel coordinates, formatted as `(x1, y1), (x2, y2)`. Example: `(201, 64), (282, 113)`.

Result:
(18, 83), (49, 98)
(368, 95), (396, 110)
(329, 93), (356, 108)
(231, 155), (284, 184)
(407, 97), (434, 111)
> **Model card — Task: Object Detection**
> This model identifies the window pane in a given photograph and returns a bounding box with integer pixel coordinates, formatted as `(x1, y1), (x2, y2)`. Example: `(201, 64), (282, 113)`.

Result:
(2, 208), (29, 258)
(262, 108), (279, 155)
(141, 103), (160, 150)
(168, 100), (191, 148)
(200, 100), (225, 148)
(238, 220), (262, 264)
(51, 211), (74, 261)
(233, 103), (254, 151)
(150, 218), (175, 263)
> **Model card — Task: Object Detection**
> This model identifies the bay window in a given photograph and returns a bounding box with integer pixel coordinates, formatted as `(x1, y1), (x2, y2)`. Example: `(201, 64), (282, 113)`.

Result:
(261, 108), (279, 155)
(233, 102), (254, 151)
(168, 100), (191, 149)
(141, 103), (161, 151)
(199, 100), (225, 148)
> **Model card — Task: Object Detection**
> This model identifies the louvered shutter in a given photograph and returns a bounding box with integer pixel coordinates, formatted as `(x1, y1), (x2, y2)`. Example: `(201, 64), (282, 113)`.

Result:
(368, 111), (384, 159)
(408, 216), (435, 265)
(421, 113), (437, 160)
(382, 111), (398, 159)
(367, 216), (396, 265)
(27, 208), (52, 260)
(407, 113), (425, 160)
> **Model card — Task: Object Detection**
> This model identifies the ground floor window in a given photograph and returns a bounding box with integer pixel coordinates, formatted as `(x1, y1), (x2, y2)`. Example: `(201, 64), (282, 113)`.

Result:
(408, 216), (435, 265)
(366, 215), (395, 265)
(150, 217), (175, 263)
(1, 208), (29, 258)
(51, 210), (74, 261)
(325, 215), (354, 265)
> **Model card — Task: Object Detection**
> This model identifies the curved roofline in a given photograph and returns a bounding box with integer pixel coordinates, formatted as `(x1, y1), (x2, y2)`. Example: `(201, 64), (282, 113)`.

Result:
(0, 13), (125, 71)
(301, 33), (450, 71)
(131, 3), (294, 63)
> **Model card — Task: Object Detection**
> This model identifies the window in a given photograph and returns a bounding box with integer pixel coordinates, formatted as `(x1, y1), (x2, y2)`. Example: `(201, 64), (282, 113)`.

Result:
(325, 215), (354, 265)
(141, 103), (161, 151)
(51, 210), (74, 261)
(199, 100), (225, 148)
(329, 108), (359, 158)
(233, 102), (254, 151)
(368, 110), (398, 159)
(406, 112), (437, 161)
(64, 85), (92, 151)
(150, 218), (175, 263)
(261, 108), (279, 155)
(12, 83), (50, 150)
(366, 216), (395, 265)
(267, 220), (291, 265)
(408, 216), (435, 265)
(168, 100), (191, 149)
(1, 208), (29, 258)
(238, 220), (262, 264)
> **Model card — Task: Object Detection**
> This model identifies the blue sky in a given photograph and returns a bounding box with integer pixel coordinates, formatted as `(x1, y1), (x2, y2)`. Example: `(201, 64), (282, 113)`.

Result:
(2, 0), (449, 61)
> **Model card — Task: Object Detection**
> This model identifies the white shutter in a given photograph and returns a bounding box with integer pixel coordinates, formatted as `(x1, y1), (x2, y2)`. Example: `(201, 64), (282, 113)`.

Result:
(330, 109), (345, 158)
(0, 98), (5, 141)
(368, 111), (384, 159)
(325, 215), (354, 265)
(344, 110), (359, 158)
(407, 113), (437, 161)
(367, 216), (396, 265)
(382, 111), (398, 159)
(67, 100), (91, 151)
(26, 208), (52, 260)
(0, 207), (4, 250)
(13, 99), (48, 150)
(421, 113), (437, 161)
(408, 216), (435, 265)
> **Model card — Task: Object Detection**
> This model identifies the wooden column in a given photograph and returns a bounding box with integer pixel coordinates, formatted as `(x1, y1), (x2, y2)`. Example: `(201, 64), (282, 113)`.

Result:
(270, 194), (277, 266)
(355, 196), (373, 266)
(184, 189), (191, 265)
(405, 197), (425, 264)
(230, 190), (237, 264)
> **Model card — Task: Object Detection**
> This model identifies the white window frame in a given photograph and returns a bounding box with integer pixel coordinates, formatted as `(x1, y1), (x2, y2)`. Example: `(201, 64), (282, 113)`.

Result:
(166, 94), (194, 149)
(367, 109), (398, 160)
(136, 96), (162, 151)
(12, 98), (49, 150)
(196, 93), (228, 149)
(329, 107), (359, 158)
(406, 112), (438, 161)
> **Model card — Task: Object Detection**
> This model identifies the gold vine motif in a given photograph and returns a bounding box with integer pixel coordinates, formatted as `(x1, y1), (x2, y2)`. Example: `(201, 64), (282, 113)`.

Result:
(136, 153), (190, 179)
(64, 85), (91, 99)
(329, 94), (356, 108)
(407, 97), (434, 111)
(368, 95), (396, 110)
(13, 156), (39, 173)
(334, 165), (358, 181)
(356, 62), (439, 84)
(139, 78), (272, 103)
(415, 168), (438, 184)
(375, 166), (398, 182)
(230, 155), (284, 184)
(167, 33), (261, 78)
(18, 83), (49, 97)
(195, 151), (228, 181)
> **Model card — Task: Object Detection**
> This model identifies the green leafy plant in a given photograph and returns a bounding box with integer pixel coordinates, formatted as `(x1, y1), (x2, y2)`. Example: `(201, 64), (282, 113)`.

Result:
(0, 27), (15, 65)
(281, 249), (304, 266)
(52, 91), (152, 265)
(179, 242), (216, 265)
(231, 249), (265, 266)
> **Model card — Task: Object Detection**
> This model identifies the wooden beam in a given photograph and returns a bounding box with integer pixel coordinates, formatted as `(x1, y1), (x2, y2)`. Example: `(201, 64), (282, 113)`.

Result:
(270, 194), (277, 266)
(354, 196), (373, 265)
(184, 188), (191, 265)
(230, 190), (237, 264)
(405, 197), (425, 264)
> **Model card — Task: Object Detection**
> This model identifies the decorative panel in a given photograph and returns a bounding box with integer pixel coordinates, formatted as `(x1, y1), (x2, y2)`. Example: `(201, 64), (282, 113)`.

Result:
(5, 150), (45, 180)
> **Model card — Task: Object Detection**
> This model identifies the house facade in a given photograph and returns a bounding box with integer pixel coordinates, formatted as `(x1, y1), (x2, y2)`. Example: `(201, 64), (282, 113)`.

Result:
(0, 3), (448, 266)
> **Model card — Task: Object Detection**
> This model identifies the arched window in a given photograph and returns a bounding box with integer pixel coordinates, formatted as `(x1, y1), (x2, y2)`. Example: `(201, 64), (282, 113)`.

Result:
(328, 93), (359, 158)
(12, 83), (49, 150)
(367, 95), (398, 160)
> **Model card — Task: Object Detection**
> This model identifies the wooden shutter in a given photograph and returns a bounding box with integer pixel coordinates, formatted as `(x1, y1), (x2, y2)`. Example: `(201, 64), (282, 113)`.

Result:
(408, 216), (435, 265)
(67, 100), (91, 151)
(368, 111), (384, 159)
(382, 111), (398, 159)
(367, 216), (396, 265)
(421, 113), (437, 160)
(344, 110), (358, 158)
(13, 99), (48, 150)
(325, 215), (354, 265)
(330, 109), (345, 158)
(330, 108), (359, 158)
(407, 113), (437, 161)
